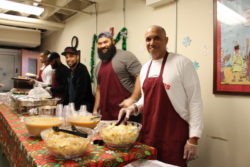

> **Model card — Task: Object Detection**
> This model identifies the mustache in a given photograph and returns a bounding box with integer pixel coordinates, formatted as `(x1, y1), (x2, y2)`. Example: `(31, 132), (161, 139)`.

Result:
(98, 45), (116, 62)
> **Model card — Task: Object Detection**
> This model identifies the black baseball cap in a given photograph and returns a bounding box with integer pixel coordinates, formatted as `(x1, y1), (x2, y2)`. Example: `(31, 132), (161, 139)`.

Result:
(61, 47), (80, 56)
(47, 52), (60, 62)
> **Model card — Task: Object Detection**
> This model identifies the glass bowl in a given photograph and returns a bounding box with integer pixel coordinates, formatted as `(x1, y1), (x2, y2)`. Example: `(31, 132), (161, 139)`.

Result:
(99, 121), (142, 149)
(24, 115), (63, 137)
(67, 114), (101, 129)
(40, 126), (93, 159)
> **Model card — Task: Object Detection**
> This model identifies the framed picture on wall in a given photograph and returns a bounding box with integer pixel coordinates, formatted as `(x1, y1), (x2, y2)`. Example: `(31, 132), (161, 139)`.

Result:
(214, 0), (250, 95)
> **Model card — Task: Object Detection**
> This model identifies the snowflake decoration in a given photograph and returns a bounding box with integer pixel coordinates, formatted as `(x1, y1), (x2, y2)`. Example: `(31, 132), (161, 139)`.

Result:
(182, 36), (192, 47)
(105, 150), (115, 154)
(192, 61), (200, 71)
(200, 45), (208, 56)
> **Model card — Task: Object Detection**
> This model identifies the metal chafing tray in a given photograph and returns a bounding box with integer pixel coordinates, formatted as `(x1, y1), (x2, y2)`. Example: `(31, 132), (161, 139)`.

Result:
(11, 95), (60, 114)
(15, 97), (60, 107)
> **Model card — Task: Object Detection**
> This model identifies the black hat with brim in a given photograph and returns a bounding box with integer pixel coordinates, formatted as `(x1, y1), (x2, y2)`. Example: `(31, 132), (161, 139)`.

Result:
(61, 47), (79, 56)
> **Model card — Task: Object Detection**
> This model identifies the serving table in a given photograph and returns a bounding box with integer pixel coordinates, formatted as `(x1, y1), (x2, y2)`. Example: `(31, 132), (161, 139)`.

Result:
(0, 104), (156, 167)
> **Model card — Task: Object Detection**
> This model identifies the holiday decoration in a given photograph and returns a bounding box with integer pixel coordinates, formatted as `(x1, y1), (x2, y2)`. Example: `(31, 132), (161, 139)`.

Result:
(90, 34), (97, 82)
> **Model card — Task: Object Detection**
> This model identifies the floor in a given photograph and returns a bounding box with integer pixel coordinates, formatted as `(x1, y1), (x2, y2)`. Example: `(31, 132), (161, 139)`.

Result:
(0, 145), (10, 167)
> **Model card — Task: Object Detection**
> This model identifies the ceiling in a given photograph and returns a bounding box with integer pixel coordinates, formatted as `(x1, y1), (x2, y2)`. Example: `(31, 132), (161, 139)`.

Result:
(0, 0), (95, 31)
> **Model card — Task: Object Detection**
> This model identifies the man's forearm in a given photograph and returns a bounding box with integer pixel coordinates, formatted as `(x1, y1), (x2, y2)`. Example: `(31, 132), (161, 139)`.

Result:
(93, 85), (100, 113)
(129, 75), (141, 102)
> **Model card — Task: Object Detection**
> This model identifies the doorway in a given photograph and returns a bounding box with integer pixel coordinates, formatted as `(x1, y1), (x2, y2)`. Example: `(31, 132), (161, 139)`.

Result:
(0, 48), (20, 92)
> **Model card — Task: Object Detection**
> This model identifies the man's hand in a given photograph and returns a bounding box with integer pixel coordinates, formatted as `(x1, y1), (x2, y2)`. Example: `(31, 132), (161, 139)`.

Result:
(183, 140), (199, 161)
(0, 83), (4, 88)
(28, 79), (35, 85)
(45, 87), (52, 94)
(119, 98), (136, 108)
(93, 110), (99, 115)
(118, 104), (137, 122)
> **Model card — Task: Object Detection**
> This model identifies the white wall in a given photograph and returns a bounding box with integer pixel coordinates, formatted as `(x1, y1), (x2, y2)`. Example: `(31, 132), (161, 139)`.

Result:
(42, 0), (250, 166)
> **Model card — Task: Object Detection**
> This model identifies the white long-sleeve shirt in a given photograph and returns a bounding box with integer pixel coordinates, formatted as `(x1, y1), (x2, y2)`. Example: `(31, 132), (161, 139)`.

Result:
(136, 53), (203, 138)
(35, 64), (54, 87)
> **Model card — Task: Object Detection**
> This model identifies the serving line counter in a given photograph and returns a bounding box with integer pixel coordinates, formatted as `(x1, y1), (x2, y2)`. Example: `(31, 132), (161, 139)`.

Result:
(0, 104), (157, 167)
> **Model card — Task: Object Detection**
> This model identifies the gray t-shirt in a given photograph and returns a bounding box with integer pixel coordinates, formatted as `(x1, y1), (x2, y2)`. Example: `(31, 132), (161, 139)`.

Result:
(95, 49), (142, 92)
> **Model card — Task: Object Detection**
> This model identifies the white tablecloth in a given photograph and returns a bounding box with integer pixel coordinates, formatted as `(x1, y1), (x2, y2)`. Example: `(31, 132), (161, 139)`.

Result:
(125, 160), (179, 167)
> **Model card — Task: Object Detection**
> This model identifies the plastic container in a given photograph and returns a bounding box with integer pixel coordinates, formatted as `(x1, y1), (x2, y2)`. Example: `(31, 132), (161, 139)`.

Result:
(67, 114), (101, 129)
(99, 121), (142, 149)
(41, 126), (93, 159)
(38, 106), (56, 115)
(24, 115), (63, 137)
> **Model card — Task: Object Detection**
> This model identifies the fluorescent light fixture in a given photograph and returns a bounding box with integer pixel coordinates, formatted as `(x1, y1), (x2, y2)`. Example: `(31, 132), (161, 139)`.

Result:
(0, 13), (64, 31)
(0, 0), (44, 16)
(217, 1), (246, 25)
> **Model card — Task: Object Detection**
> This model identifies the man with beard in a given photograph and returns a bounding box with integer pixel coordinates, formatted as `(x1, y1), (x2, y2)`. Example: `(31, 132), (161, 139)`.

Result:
(62, 47), (94, 111)
(93, 32), (142, 121)
(45, 52), (70, 100)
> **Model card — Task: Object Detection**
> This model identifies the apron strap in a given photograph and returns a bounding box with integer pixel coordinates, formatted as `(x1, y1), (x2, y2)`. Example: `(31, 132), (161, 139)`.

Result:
(145, 60), (153, 79)
(146, 52), (169, 79)
(159, 52), (168, 78)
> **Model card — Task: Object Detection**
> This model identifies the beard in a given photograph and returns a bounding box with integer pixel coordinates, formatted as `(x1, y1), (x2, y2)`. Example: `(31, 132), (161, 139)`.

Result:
(51, 61), (59, 69)
(98, 44), (116, 62)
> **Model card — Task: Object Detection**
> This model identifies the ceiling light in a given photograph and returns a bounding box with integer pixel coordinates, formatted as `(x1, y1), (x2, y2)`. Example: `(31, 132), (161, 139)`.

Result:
(0, 0), (44, 16)
(0, 13), (64, 31)
(217, 1), (246, 25)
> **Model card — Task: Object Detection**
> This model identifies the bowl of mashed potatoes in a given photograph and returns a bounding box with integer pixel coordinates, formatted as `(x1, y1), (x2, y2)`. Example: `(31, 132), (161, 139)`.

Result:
(99, 121), (142, 149)
(41, 126), (93, 159)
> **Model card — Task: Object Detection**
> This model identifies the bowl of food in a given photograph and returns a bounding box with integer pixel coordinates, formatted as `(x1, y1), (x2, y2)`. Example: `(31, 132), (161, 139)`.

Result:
(24, 116), (63, 137)
(67, 114), (101, 129)
(41, 126), (93, 159)
(99, 121), (142, 149)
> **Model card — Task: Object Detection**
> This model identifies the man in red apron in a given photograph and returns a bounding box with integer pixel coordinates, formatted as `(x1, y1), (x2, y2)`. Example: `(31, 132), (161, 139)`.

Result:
(29, 50), (53, 87)
(93, 32), (142, 122)
(119, 25), (203, 167)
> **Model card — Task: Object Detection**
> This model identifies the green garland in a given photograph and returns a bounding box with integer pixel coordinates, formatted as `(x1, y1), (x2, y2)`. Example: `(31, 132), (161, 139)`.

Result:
(114, 27), (127, 50)
(90, 27), (128, 82)
(90, 34), (97, 82)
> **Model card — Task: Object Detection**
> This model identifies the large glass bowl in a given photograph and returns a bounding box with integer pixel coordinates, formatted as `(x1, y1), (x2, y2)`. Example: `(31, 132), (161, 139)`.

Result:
(24, 115), (63, 137)
(41, 126), (93, 159)
(99, 121), (142, 149)
(67, 114), (101, 129)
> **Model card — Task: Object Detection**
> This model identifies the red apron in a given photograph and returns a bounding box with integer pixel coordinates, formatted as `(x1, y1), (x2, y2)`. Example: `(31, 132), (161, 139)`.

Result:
(37, 65), (48, 82)
(37, 68), (43, 82)
(141, 53), (189, 167)
(98, 61), (131, 120)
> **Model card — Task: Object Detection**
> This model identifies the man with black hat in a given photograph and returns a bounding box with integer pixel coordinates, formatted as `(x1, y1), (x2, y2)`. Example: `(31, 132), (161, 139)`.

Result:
(62, 47), (94, 111)
(93, 32), (142, 121)
(45, 52), (70, 100)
